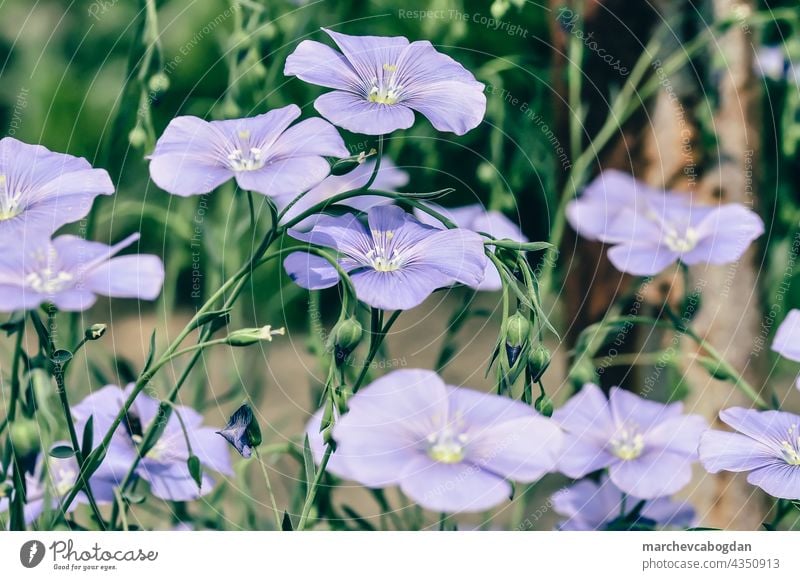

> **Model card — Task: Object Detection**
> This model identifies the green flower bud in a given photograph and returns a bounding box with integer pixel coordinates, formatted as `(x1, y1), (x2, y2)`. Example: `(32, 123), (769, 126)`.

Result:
(568, 358), (598, 389)
(477, 162), (494, 183)
(505, 312), (530, 367)
(491, 0), (510, 20)
(9, 418), (40, 457)
(225, 325), (285, 347)
(220, 99), (241, 119)
(534, 394), (554, 417)
(85, 323), (107, 341)
(329, 318), (363, 362)
(148, 72), (170, 93)
(128, 125), (147, 148)
(0, 482), (12, 498)
(528, 344), (551, 382)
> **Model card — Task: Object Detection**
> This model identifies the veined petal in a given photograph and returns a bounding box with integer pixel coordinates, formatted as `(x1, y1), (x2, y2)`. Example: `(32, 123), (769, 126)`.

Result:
(283, 251), (342, 290)
(773, 309), (800, 361)
(399, 456), (511, 513)
(314, 90), (415, 135)
(699, 429), (778, 473)
(746, 463), (800, 499)
(322, 29), (409, 85)
(285, 39), (361, 91)
(234, 156), (332, 198)
(608, 450), (693, 499)
(682, 204), (764, 265)
(606, 242), (680, 276)
(268, 117), (348, 160)
(85, 254), (165, 301)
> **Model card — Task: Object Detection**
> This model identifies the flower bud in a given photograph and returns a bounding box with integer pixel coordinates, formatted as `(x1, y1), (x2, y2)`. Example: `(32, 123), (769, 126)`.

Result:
(504, 312), (530, 367)
(85, 323), (107, 341)
(329, 318), (363, 363)
(534, 394), (554, 417)
(217, 403), (262, 458)
(9, 418), (40, 458)
(148, 72), (170, 93)
(568, 358), (598, 389)
(528, 344), (551, 382)
(128, 125), (147, 148)
(0, 482), (12, 498)
(225, 325), (285, 347)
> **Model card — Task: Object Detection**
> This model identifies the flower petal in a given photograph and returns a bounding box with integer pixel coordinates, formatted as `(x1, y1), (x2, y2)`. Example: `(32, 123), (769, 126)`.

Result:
(284, 39), (361, 91)
(682, 204), (764, 265)
(772, 309), (800, 361)
(699, 429), (777, 473)
(314, 90), (415, 135)
(745, 463), (800, 499)
(283, 251), (341, 290)
(234, 156), (332, 198)
(399, 456), (511, 513)
(606, 242), (679, 276)
(84, 254), (165, 301)
(553, 383), (615, 441)
(608, 450), (693, 498)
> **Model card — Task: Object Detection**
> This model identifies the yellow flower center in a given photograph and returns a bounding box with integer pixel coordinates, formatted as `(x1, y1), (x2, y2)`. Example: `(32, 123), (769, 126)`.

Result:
(427, 427), (468, 464)
(610, 425), (645, 461)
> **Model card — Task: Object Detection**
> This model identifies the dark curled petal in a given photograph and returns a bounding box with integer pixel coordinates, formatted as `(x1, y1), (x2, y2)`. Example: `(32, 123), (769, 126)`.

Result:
(505, 343), (522, 367)
(217, 404), (261, 458)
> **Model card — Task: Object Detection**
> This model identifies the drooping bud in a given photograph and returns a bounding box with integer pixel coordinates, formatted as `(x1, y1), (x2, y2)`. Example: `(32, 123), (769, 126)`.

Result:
(85, 323), (107, 341)
(9, 418), (40, 458)
(504, 311), (531, 367)
(534, 394), (554, 417)
(225, 325), (285, 347)
(528, 344), (551, 382)
(568, 358), (598, 389)
(328, 318), (363, 363)
(330, 151), (370, 176)
(217, 403), (262, 458)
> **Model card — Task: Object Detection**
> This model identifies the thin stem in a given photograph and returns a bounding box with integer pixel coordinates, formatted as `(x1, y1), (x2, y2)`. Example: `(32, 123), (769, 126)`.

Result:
(363, 135), (383, 192)
(253, 448), (282, 529)
(297, 445), (332, 530)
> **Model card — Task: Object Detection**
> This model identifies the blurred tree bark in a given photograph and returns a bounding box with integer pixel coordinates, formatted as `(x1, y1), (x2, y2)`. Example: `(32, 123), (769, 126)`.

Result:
(552, 0), (767, 528)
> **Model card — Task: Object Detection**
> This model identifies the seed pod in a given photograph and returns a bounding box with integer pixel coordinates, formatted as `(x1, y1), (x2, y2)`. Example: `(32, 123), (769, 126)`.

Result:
(9, 418), (40, 458)
(534, 394), (554, 418)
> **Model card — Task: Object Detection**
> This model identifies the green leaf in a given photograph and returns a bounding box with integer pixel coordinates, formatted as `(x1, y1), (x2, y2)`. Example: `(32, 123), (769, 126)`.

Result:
(142, 329), (157, 374)
(302, 434), (315, 486)
(341, 505), (376, 531)
(0, 311), (25, 335)
(187, 455), (202, 490)
(80, 416), (95, 459)
(189, 308), (232, 334)
(49, 445), (76, 459)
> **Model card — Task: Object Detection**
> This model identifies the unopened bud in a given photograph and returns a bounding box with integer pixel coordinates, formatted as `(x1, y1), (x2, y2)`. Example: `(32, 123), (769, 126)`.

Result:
(148, 72), (170, 93)
(528, 344), (551, 382)
(534, 394), (554, 417)
(128, 125), (147, 148)
(85, 323), (107, 341)
(0, 482), (12, 498)
(225, 325), (285, 347)
(568, 358), (598, 389)
(9, 418), (40, 457)
(505, 312), (530, 367)
(329, 318), (363, 363)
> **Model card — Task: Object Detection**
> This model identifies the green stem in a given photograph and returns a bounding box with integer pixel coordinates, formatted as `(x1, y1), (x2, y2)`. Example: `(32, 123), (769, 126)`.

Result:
(253, 448), (282, 529)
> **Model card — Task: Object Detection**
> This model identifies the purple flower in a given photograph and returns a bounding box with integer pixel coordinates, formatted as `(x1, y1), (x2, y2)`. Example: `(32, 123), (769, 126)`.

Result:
(0, 233), (164, 312)
(307, 368), (563, 513)
(284, 29), (486, 135)
(699, 407), (800, 500)
(755, 46), (788, 81)
(414, 203), (527, 291)
(274, 156), (408, 228)
(0, 448), (116, 525)
(772, 309), (800, 391)
(148, 104), (348, 197)
(283, 205), (488, 310)
(567, 170), (764, 276)
(551, 476), (695, 531)
(0, 137), (114, 240)
(554, 383), (707, 498)
(71, 385), (233, 501)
